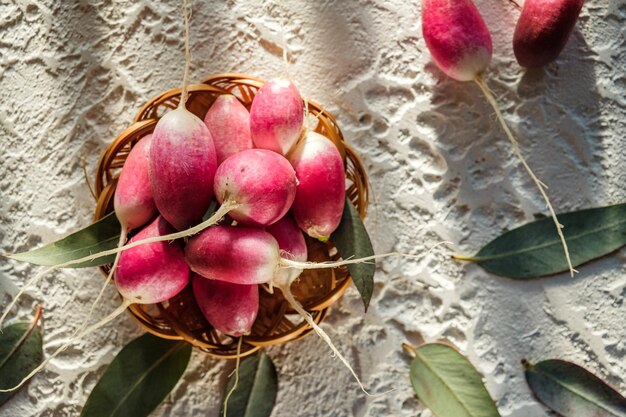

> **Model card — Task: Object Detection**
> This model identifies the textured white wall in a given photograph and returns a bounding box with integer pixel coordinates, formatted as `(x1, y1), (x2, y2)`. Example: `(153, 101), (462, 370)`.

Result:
(1, 0), (625, 416)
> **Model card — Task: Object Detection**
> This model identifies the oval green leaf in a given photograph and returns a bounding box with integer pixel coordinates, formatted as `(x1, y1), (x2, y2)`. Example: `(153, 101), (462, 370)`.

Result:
(408, 343), (500, 417)
(330, 199), (375, 310)
(80, 333), (191, 417)
(0, 308), (43, 405)
(220, 351), (278, 417)
(456, 203), (626, 279)
(524, 359), (626, 417)
(7, 212), (121, 268)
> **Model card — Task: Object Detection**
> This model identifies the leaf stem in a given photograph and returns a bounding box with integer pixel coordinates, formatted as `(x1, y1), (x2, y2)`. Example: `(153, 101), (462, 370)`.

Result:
(402, 343), (417, 357)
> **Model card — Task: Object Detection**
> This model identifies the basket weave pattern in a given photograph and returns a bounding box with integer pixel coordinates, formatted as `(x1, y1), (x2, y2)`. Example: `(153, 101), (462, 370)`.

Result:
(93, 73), (369, 358)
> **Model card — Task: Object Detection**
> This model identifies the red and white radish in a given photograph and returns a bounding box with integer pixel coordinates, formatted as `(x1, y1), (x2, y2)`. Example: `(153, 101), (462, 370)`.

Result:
(186, 226), (279, 285)
(214, 148), (298, 226)
(421, 0), (575, 276)
(150, 107), (218, 231)
(204, 94), (253, 165)
(114, 134), (158, 233)
(266, 215), (307, 288)
(116, 216), (189, 304)
(192, 274), (258, 337)
(288, 131), (345, 241)
(513, 0), (584, 67)
(249, 78), (304, 155)
(421, 0), (492, 81)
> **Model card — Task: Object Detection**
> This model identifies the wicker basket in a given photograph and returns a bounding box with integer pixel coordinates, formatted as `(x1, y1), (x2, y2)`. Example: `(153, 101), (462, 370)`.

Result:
(93, 73), (369, 358)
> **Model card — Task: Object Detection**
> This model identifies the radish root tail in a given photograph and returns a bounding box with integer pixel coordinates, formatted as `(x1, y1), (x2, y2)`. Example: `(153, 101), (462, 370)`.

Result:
(279, 241), (452, 271)
(474, 75), (576, 277)
(223, 337), (243, 417)
(277, 283), (373, 396)
(0, 299), (131, 393)
(179, 0), (192, 109)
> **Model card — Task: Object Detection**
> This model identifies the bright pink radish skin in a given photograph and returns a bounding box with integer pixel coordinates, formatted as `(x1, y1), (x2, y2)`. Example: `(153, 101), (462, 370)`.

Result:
(150, 107), (218, 231)
(114, 134), (157, 232)
(513, 0), (584, 67)
(186, 225), (279, 285)
(192, 274), (258, 336)
(421, 0), (493, 81)
(204, 95), (253, 165)
(249, 78), (304, 155)
(266, 215), (308, 287)
(214, 148), (297, 226)
(116, 216), (189, 304)
(288, 131), (345, 241)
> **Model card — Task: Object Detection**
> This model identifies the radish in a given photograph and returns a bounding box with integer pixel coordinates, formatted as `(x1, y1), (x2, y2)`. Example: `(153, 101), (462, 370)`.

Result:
(192, 274), (258, 337)
(148, 0), (219, 232)
(116, 216), (189, 304)
(149, 93), (218, 232)
(249, 78), (304, 155)
(421, 0), (575, 276)
(266, 215), (307, 288)
(186, 226), (279, 285)
(214, 148), (297, 226)
(204, 94), (253, 165)
(114, 134), (158, 233)
(288, 131), (345, 241)
(513, 0), (584, 67)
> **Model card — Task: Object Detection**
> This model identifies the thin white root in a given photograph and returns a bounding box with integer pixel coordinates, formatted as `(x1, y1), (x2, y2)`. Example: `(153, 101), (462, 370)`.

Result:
(178, 0), (192, 109)
(278, 283), (373, 396)
(474, 75), (576, 277)
(223, 337), (243, 417)
(0, 299), (131, 393)
(81, 230), (126, 334)
(279, 241), (452, 271)
(0, 202), (237, 326)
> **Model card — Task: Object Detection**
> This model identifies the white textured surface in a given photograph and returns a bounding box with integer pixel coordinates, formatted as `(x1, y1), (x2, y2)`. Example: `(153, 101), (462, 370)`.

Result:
(1, 0), (625, 416)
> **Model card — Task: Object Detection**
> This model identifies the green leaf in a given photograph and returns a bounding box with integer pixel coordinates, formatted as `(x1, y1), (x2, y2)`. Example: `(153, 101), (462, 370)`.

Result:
(0, 309), (43, 405)
(7, 212), (121, 268)
(457, 203), (626, 279)
(220, 351), (278, 417)
(81, 333), (191, 417)
(330, 199), (375, 310)
(524, 359), (626, 417)
(408, 343), (501, 417)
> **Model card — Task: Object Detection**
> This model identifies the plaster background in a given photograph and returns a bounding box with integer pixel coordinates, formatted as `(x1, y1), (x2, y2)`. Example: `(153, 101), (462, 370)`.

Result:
(1, 0), (625, 416)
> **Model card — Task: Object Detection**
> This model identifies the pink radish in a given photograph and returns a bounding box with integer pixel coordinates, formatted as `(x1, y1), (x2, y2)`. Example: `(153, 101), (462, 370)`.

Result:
(421, 0), (492, 82)
(149, 108), (217, 231)
(249, 78), (304, 155)
(288, 131), (345, 241)
(214, 148), (297, 226)
(421, 0), (575, 276)
(116, 216), (189, 304)
(192, 274), (258, 337)
(204, 94), (253, 165)
(186, 226), (279, 285)
(114, 134), (158, 233)
(266, 215), (307, 288)
(513, 0), (584, 67)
